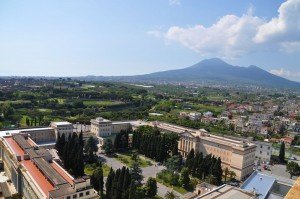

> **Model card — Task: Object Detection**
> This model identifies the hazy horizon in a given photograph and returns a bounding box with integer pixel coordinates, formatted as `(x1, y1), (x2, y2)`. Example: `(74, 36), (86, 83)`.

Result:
(1, 0), (300, 81)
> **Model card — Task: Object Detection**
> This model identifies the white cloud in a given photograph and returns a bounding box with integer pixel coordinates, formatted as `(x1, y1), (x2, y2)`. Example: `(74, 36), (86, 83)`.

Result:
(270, 68), (300, 79)
(147, 30), (162, 38)
(151, 0), (300, 58)
(169, 0), (180, 6)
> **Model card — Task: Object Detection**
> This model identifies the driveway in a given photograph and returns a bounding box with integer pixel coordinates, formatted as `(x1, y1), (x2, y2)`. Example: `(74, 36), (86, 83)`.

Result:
(99, 154), (183, 198)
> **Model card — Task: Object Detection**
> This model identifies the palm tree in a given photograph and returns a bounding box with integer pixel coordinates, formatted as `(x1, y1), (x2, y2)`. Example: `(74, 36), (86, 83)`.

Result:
(205, 174), (217, 185)
(165, 190), (178, 199)
(229, 171), (236, 180)
(223, 167), (230, 182)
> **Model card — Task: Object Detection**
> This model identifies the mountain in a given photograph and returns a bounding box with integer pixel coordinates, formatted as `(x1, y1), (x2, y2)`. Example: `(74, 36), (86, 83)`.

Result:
(77, 58), (300, 88)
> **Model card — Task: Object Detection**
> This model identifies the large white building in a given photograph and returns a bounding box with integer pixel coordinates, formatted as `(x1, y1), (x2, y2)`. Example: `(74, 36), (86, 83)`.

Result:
(50, 121), (74, 139)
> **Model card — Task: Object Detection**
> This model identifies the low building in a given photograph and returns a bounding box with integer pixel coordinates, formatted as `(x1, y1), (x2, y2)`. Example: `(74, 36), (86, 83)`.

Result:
(50, 121), (73, 139)
(254, 141), (272, 162)
(240, 171), (291, 199)
(90, 117), (131, 147)
(191, 184), (257, 199)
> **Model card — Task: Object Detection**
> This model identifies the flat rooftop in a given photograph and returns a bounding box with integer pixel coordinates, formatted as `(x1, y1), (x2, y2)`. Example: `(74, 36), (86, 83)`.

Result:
(240, 171), (276, 199)
(51, 121), (72, 126)
(199, 185), (256, 199)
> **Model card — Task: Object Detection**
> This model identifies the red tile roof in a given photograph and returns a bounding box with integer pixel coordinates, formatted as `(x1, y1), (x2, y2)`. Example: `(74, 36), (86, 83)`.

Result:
(4, 137), (24, 156)
(22, 160), (54, 196)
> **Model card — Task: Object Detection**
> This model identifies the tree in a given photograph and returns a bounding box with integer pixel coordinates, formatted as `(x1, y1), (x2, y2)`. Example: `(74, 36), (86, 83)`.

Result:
(286, 161), (300, 179)
(223, 167), (230, 182)
(106, 168), (115, 199)
(74, 147), (84, 177)
(179, 167), (190, 189)
(130, 162), (143, 185)
(205, 174), (217, 185)
(91, 164), (104, 197)
(164, 155), (182, 172)
(26, 117), (30, 126)
(279, 142), (285, 163)
(85, 136), (98, 162)
(212, 157), (222, 185)
(185, 148), (195, 171)
(228, 171), (236, 180)
(165, 191), (178, 199)
(145, 177), (157, 198)
(128, 180), (137, 199)
(79, 132), (84, 148)
(104, 139), (114, 156)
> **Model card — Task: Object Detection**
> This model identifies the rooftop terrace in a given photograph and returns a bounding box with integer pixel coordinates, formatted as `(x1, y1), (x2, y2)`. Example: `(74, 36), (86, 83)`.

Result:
(240, 171), (276, 199)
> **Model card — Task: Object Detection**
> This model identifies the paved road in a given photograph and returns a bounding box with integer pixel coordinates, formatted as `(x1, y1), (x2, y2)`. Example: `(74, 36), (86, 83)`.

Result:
(99, 154), (183, 198)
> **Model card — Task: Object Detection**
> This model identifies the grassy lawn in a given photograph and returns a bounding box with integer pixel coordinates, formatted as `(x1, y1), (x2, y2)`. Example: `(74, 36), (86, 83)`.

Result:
(156, 178), (188, 194)
(0, 100), (31, 104)
(83, 100), (124, 106)
(115, 152), (152, 168)
(194, 104), (225, 114)
(20, 115), (29, 127)
(84, 163), (111, 177)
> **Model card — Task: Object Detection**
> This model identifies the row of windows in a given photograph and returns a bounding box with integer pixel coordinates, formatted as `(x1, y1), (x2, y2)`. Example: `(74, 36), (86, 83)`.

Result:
(65, 191), (90, 199)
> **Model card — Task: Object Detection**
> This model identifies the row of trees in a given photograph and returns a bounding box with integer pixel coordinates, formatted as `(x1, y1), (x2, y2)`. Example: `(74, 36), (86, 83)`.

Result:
(55, 132), (85, 177)
(106, 164), (157, 199)
(185, 149), (223, 185)
(132, 126), (179, 162)
(114, 130), (130, 151)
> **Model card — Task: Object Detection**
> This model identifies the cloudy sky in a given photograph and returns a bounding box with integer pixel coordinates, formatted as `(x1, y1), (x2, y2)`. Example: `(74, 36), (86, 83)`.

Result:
(0, 0), (299, 81)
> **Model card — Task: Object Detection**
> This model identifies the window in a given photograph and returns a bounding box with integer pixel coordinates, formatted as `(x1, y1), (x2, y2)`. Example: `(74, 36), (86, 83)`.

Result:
(260, 151), (262, 154)
(79, 193), (83, 197)
(67, 197), (71, 199)
(260, 145), (263, 148)
(73, 194), (77, 198)
(86, 191), (90, 195)
(268, 147), (270, 150)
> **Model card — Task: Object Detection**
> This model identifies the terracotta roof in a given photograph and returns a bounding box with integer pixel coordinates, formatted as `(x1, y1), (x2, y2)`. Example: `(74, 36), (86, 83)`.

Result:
(4, 137), (25, 156)
(22, 160), (54, 196)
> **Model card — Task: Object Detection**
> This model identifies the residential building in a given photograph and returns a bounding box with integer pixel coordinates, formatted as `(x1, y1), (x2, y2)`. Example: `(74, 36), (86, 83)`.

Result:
(254, 141), (272, 162)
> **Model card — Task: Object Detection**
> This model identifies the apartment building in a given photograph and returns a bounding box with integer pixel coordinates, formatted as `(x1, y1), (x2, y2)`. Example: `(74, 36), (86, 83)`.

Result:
(0, 133), (98, 199)
(254, 141), (272, 162)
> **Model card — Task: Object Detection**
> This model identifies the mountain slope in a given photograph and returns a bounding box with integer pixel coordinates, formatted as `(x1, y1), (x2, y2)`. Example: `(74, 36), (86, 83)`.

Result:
(129, 58), (299, 88)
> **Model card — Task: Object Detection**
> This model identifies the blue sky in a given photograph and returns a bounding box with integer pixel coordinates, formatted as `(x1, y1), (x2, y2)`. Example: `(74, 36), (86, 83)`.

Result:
(0, 0), (299, 81)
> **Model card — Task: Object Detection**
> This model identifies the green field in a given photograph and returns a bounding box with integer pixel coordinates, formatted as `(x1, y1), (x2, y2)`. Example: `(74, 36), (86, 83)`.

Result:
(0, 100), (31, 104)
(115, 152), (152, 168)
(84, 163), (111, 177)
(156, 178), (188, 194)
(83, 100), (124, 106)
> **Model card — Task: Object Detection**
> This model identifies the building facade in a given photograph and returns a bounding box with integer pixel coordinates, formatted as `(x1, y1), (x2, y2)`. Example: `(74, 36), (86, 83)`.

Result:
(254, 141), (272, 162)
(142, 121), (257, 181)
(50, 121), (73, 139)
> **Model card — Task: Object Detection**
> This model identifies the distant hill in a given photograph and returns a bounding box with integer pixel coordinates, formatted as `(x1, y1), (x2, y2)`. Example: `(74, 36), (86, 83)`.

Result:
(77, 58), (298, 88)
(131, 58), (300, 87)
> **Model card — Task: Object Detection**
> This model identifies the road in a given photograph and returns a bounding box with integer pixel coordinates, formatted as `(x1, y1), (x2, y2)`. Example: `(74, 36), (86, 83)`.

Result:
(99, 154), (183, 198)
